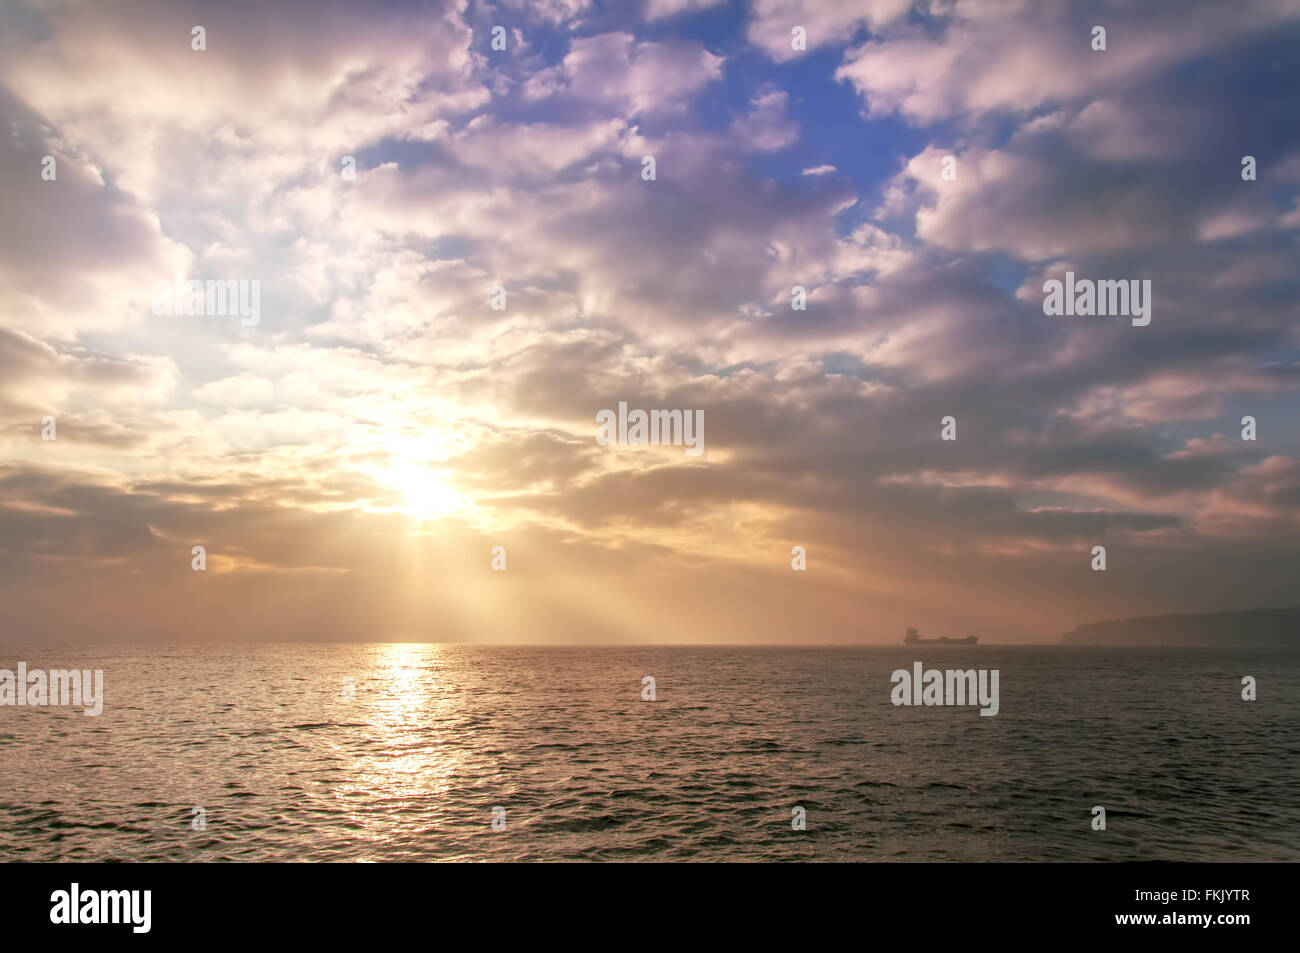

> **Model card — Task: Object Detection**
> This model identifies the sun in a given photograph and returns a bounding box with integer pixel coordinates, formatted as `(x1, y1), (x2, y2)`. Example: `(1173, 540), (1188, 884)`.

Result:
(384, 461), (467, 520)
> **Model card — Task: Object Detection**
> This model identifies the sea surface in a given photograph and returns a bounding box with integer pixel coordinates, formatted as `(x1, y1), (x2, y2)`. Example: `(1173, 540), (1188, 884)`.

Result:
(0, 644), (1296, 862)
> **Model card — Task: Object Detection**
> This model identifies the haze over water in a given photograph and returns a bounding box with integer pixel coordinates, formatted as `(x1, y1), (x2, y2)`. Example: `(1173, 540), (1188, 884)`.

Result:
(1, 644), (1295, 862)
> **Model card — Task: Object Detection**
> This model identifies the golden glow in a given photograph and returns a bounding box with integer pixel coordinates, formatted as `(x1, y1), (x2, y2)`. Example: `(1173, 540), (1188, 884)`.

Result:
(387, 462), (466, 519)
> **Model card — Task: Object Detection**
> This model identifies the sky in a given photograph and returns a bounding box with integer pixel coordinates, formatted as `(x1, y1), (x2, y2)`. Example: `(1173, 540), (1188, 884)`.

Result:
(1, 0), (1298, 645)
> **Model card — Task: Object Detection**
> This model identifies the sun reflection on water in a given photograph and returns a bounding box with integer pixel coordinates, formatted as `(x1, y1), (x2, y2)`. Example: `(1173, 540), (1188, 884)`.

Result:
(336, 644), (463, 852)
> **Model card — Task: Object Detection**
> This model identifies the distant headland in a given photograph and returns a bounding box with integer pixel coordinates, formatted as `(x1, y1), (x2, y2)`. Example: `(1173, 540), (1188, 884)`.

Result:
(1061, 606), (1300, 646)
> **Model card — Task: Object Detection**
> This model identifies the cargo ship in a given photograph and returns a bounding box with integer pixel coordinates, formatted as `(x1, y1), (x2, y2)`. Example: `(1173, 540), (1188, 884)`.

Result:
(903, 626), (978, 645)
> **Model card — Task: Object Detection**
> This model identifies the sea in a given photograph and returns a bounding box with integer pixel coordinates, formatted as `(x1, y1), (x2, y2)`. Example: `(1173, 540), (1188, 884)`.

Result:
(0, 644), (1296, 862)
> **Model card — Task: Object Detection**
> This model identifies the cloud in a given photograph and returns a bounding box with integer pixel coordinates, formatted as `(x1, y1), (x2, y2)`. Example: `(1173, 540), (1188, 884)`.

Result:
(835, 0), (1297, 124)
(747, 0), (911, 62)
(730, 88), (798, 152)
(2, 0), (1299, 644)
(644, 0), (725, 21)
(522, 32), (723, 116)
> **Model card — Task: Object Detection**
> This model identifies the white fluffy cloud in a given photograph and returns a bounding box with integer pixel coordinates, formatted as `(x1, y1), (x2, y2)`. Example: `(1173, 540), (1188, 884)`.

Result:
(748, 0), (911, 61)
(522, 32), (723, 115)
